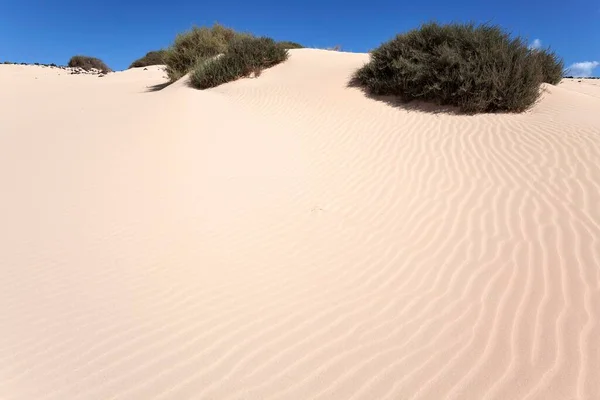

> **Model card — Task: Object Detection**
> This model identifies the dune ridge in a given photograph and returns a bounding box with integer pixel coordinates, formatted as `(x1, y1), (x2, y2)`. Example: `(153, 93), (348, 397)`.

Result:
(1, 49), (599, 399)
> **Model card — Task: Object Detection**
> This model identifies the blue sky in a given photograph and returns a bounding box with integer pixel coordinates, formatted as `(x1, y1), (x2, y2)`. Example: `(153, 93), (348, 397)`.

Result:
(1, 0), (599, 75)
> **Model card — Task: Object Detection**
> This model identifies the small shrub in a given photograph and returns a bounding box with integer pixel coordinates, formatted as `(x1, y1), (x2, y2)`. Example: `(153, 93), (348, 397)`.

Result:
(352, 22), (564, 113)
(531, 48), (564, 85)
(190, 36), (288, 89)
(189, 56), (244, 89)
(68, 55), (111, 72)
(129, 50), (167, 69)
(278, 41), (304, 49)
(164, 23), (250, 82)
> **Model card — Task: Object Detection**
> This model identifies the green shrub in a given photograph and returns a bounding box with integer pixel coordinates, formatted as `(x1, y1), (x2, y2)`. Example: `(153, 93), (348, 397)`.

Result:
(129, 50), (167, 69)
(278, 41), (304, 49)
(531, 48), (564, 85)
(163, 23), (250, 82)
(68, 55), (111, 72)
(189, 36), (288, 89)
(352, 22), (564, 113)
(189, 56), (243, 89)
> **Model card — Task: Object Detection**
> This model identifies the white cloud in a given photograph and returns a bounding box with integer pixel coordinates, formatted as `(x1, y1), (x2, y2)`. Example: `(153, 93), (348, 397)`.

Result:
(566, 61), (600, 77)
(529, 39), (542, 50)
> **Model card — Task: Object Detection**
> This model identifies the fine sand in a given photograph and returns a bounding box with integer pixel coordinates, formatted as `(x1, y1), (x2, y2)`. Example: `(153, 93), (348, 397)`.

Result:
(1, 49), (599, 400)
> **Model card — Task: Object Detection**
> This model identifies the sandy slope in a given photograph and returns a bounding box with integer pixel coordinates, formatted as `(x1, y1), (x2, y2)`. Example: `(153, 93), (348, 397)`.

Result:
(1, 50), (599, 400)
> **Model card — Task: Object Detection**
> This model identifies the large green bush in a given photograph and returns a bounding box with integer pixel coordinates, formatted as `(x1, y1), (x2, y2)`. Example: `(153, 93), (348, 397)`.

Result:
(68, 55), (111, 73)
(352, 22), (564, 113)
(189, 36), (288, 89)
(129, 50), (167, 69)
(163, 23), (250, 82)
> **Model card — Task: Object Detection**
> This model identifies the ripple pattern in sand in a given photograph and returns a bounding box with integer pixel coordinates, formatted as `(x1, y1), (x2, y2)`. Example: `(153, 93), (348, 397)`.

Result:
(1, 50), (599, 400)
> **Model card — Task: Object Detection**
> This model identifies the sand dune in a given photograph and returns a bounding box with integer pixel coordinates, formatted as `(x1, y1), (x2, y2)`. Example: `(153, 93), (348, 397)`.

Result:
(1, 50), (599, 400)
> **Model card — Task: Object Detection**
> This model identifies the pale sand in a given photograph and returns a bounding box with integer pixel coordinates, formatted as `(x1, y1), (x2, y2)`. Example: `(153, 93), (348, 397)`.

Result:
(1, 50), (599, 400)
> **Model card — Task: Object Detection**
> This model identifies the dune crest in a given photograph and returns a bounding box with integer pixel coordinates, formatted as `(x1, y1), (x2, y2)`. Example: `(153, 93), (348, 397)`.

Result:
(1, 50), (599, 400)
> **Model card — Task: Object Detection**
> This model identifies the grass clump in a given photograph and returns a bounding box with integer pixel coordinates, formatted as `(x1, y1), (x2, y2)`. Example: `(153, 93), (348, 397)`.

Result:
(129, 50), (167, 69)
(278, 41), (304, 49)
(68, 55), (111, 72)
(163, 23), (250, 82)
(189, 36), (288, 89)
(352, 22), (564, 113)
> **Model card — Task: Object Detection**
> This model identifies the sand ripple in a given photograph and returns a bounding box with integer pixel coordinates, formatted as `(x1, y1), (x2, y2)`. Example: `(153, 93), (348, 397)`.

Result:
(1, 53), (599, 399)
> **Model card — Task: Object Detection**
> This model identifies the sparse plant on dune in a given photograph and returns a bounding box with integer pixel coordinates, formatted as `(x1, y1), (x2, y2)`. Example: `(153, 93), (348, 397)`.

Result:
(163, 23), (250, 82)
(278, 41), (304, 49)
(129, 50), (168, 69)
(189, 36), (288, 89)
(351, 22), (564, 113)
(530, 47), (564, 85)
(68, 55), (112, 73)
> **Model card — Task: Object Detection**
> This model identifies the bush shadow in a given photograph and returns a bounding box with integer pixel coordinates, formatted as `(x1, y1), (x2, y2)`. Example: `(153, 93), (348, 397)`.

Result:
(145, 81), (171, 92)
(347, 77), (464, 115)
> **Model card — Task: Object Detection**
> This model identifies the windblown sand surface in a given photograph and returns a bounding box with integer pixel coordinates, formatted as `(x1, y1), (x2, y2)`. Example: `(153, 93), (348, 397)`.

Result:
(1, 50), (600, 400)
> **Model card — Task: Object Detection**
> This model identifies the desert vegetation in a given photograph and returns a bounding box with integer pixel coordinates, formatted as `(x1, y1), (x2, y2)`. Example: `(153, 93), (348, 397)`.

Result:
(67, 55), (111, 73)
(352, 22), (565, 113)
(162, 23), (289, 88)
(189, 36), (288, 89)
(277, 41), (304, 49)
(530, 48), (564, 85)
(129, 50), (167, 69)
(163, 23), (251, 82)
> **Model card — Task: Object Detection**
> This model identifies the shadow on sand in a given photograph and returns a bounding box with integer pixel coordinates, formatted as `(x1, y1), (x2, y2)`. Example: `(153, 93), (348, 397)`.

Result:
(347, 77), (465, 116)
(145, 82), (171, 92)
